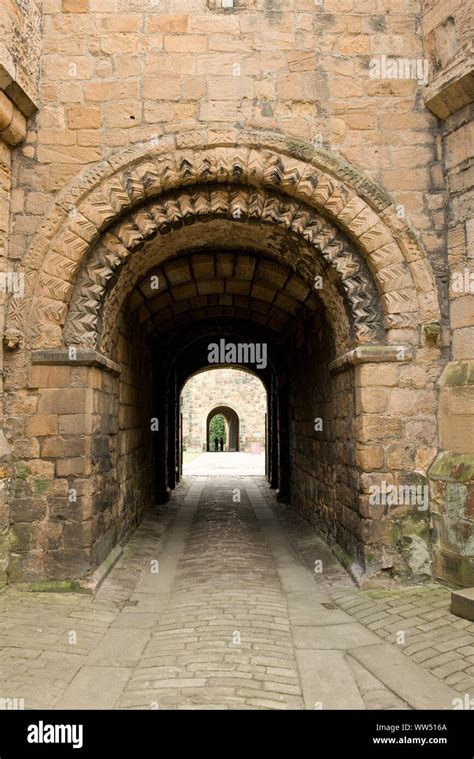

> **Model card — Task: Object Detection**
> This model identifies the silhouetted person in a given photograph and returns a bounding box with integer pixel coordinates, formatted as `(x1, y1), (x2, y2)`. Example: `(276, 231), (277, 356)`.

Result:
(219, 436), (224, 452)
(214, 438), (218, 451)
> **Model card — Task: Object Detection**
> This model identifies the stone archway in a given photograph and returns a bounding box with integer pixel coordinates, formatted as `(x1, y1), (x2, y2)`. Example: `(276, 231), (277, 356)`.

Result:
(3, 129), (444, 586)
(7, 129), (440, 349)
(207, 405), (240, 452)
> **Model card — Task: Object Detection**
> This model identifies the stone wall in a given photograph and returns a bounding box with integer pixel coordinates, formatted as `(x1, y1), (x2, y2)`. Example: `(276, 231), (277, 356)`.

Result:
(113, 307), (154, 561)
(423, 0), (474, 586)
(181, 368), (266, 452)
(0, 0), (42, 106)
(288, 313), (354, 559)
(0, 0), (41, 587)
(5, 303), (154, 581)
(9, 0), (445, 275)
(287, 306), (440, 582)
(1, 0), (472, 587)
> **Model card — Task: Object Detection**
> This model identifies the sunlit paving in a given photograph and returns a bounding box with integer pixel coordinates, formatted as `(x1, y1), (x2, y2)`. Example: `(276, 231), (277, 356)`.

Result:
(183, 451), (266, 475)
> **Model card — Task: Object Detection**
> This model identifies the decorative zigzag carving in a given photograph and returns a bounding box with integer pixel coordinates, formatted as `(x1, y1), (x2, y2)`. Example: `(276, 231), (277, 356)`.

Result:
(63, 185), (385, 353)
(17, 135), (433, 350)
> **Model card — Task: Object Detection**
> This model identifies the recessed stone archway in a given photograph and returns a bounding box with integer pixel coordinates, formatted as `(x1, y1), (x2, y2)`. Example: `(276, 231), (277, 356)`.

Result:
(67, 189), (385, 357)
(3, 129), (445, 587)
(207, 406), (240, 452)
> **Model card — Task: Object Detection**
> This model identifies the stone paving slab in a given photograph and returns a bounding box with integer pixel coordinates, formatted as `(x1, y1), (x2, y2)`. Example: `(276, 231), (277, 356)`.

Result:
(0, 475), (469, 710)
(286, 591), (354, 625)
(349, 644), (459, 710)
(87, 629), (150, 667)
(296, 650), (365, 710)
(292, 623), (380, 650)
(263, 482), (474, 697)
(55, 666), (132, 709)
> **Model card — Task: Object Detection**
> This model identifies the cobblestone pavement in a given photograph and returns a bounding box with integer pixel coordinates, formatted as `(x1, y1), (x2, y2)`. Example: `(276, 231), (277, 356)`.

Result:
(265, 487), (474, 697)
(0, 476), (469, 710)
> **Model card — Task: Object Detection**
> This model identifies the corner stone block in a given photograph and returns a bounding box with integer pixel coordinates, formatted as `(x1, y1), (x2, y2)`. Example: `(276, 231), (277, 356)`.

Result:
(438, 359), (474, 453)
(37, 387), (93, 415)
(451, 587), (474, 621)
(355, 363), (401, 387)
(44, 548), (92, 580)
(29, 365), (72, 389)
(357, 415), (403, 443)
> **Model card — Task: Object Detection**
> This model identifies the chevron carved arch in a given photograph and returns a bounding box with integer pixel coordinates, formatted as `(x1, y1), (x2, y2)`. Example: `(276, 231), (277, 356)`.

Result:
(7, 128), (441, 349)
(65, 184), (384, 353)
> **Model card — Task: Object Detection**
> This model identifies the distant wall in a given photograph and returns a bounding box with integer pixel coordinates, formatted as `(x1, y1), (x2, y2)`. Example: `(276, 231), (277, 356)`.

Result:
(181, 368), (266, 452)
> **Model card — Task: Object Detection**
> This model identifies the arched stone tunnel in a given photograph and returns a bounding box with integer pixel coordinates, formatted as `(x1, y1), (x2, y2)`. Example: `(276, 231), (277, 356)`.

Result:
(206, 405), (240, 452)
(4, 131), (450, 587)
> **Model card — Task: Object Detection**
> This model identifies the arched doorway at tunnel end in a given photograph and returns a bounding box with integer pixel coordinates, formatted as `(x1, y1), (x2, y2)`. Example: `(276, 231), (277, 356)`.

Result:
(207, 407), (238, 452)
(3, 129), (453, 591)
(178, 364), (269, 478)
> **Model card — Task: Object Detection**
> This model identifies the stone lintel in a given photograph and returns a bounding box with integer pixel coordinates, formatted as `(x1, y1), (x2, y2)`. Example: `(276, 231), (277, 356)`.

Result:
(0, 42), (38, 118)
(31, 349), (121, 376)
(425, 66), (474, 119)
(329, 345), (412, 373)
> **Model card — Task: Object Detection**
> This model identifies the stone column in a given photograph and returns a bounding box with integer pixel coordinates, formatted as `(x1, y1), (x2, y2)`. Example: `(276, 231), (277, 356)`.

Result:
(269, 378), (279, 489)
(277, 379), (290, 503)
(0, 82), (32, 587)
(10, 351), (118, 581)
(154, 383), (169, 503)
(423, 0), (474, 586)
(332, 345), (435, 583)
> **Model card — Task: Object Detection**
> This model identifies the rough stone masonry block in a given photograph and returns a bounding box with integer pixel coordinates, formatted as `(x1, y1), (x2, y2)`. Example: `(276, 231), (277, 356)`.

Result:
(37, 387), (92, 415)
(438, 359), (474, 453)
(451, 587), (474, 621)
(358, 415), (403, 443)
(44, 548), (92, 580)
(356, 364), (400, 387)
(41, 436), (88, 458)
(29, 365), (71, 388)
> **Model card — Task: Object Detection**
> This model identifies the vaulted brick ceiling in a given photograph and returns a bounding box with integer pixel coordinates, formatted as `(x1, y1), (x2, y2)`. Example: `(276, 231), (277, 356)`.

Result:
(129, 250), (320, 336)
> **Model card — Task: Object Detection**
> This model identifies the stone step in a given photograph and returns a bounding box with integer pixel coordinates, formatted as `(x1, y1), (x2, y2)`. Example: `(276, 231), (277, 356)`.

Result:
(451, 587), (474, 621)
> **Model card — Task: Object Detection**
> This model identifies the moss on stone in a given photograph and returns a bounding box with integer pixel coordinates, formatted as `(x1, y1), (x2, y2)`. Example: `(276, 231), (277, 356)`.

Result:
(32, 477), (52, 494)
(429, 452), (474, 482)
(364, 588), (395, 599)
(423, 322), (440, 344)
(441, 361), (474, 387)
(332, 543), (356, 570)
(16, 579), (89, 593)
(8, 524), (33, 552)
(15, 464), (30, 480)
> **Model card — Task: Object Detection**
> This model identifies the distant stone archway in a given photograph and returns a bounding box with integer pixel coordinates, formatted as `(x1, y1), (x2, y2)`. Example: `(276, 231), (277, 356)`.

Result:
(207, 406), (240, 452)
